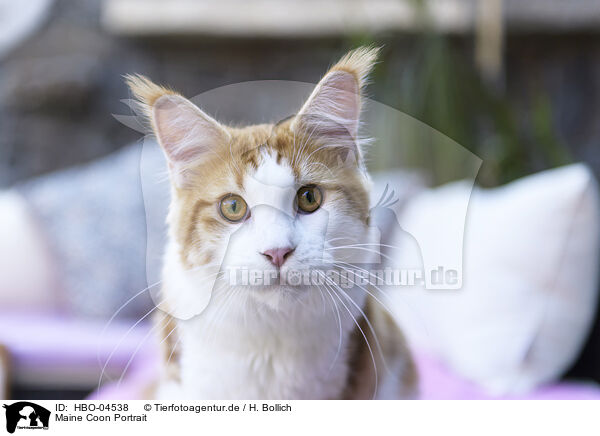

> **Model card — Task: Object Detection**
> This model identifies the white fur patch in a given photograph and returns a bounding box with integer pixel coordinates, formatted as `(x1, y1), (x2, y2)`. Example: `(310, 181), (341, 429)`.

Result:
(251, 150), (295, 188)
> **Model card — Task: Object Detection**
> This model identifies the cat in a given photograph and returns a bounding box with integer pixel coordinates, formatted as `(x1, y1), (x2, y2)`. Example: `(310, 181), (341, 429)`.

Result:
(126, 46), (416, 399)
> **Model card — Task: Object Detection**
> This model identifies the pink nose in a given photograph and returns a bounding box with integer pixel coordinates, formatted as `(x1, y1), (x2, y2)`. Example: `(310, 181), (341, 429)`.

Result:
(261, 247), (295, 268)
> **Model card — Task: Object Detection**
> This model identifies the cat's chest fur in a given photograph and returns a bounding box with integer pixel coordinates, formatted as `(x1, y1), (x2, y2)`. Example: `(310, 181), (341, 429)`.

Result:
(159, 291), (358, 400)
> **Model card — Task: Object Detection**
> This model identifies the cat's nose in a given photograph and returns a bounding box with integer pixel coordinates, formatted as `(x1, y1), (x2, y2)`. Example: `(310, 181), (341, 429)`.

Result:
(261, 247), (295, 268)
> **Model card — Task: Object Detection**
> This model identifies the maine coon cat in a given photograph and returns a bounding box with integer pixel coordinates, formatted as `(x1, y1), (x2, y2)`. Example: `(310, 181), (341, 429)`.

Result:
(127, 47), (416, 399)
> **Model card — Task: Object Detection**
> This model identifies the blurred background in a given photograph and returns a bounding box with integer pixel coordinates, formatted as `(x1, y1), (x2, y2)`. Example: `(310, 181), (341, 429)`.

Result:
(5, 0), (600, 187)
(1, 0), (600, 399)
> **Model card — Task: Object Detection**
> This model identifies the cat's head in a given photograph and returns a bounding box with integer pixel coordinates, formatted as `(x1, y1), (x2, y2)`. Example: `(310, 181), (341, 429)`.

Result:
(127, 47), (379, 312)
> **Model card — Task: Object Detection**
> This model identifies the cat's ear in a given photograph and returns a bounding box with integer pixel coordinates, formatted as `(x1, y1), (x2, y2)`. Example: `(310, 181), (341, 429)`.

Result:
(125, 74), (230, 187)
(291, 46), (379, 161)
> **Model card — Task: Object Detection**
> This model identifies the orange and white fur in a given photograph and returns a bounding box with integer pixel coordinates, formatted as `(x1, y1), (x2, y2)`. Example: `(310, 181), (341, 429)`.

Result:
(127, 47), (416, 399)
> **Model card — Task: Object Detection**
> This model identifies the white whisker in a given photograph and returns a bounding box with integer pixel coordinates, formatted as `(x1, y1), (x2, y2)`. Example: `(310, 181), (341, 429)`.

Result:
(325, 245), (395, 263)
(97, 297), (166, 390)
(317, 279), (344, 373)
(96, 278), (163, 369)
(327, 270), (391, 376)
(116, 310), (170, 387)
(318, 270), (379, 400)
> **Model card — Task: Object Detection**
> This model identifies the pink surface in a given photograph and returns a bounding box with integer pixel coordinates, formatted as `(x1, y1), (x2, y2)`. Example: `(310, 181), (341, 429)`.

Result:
(92, 349), (600, 400)
(1, 312), (599, 399)
(0, 311), (158, 391)
(415, 352), (600, 400)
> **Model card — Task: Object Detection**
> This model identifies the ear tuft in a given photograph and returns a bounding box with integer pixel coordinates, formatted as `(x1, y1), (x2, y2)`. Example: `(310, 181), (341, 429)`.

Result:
(329, 45), (380, 90)
(125, 74), (177, 114)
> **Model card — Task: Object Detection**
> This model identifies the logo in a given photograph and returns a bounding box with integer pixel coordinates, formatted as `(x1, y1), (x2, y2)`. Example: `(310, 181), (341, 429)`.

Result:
(2, 402), (50, 433)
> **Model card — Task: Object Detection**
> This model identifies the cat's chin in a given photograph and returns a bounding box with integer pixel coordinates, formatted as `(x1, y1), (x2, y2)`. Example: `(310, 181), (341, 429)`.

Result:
(233, 281), (319, 311)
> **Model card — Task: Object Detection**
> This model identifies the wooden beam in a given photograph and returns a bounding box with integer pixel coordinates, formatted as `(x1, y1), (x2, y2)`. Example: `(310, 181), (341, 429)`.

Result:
(101, 0), (474, 37)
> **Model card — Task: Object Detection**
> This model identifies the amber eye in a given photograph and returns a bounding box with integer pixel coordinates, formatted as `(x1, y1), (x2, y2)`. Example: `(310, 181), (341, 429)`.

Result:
(296, 185), (323, 214)
(219, 194), (248, 222)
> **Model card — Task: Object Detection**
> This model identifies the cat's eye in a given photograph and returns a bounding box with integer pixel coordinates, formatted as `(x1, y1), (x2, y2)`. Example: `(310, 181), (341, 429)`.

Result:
(219, 194), (248, 222)
(296, 185), (323, 214)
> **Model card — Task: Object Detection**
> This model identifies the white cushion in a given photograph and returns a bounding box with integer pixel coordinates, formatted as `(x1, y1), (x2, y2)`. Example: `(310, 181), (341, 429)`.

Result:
(386, 164), (600, 394)
(0, 191), (59, 311)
